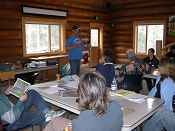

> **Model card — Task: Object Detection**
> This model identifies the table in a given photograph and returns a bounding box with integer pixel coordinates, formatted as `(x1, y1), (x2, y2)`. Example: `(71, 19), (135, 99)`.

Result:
(15, 65), (58, 75)
(30, 54), (68, 61)
(143, 74), (157, 79)
(10, 81), (163, 131)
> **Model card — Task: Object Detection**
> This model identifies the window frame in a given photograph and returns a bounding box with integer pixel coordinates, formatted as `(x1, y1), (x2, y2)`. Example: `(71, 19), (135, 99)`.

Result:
(22, 16), (66, 57)
(133, 21), (166, 55)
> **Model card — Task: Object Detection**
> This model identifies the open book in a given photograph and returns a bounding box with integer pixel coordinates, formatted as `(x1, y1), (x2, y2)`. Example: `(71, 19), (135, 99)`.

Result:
(12, 78), (31, 97)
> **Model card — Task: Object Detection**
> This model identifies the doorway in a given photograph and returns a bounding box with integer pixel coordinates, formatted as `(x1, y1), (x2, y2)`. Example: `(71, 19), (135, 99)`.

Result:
(89, 23), (103, 67)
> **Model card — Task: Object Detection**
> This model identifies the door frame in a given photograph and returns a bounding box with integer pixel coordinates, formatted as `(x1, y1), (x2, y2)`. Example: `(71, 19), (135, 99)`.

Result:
(90, 23), (104, 58)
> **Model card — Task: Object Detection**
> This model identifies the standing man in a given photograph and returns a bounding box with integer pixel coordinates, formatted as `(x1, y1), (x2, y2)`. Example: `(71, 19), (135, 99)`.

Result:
(66, 25), (84, 76)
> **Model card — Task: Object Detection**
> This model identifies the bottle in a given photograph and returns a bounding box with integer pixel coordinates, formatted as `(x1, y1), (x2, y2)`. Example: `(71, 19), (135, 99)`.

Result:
(111, 78), (118, 91)
(64, 122), (72, 131)
(64, 127), (70, 131)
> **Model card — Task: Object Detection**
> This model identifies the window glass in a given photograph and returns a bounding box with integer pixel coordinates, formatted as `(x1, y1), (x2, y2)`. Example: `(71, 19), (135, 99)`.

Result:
(26, 24), (49, 54)
(51, 25), (60, 51)
(137, 25), (146, 53)
(147, 25), (164, 53)
(23, 18), (65, 56)
(90, 29), (99, 47)
(135, 23), (164, 54)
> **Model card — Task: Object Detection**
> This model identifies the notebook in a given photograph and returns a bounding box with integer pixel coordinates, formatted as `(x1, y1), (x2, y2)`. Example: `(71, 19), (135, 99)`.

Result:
(12, 78), (31, 97)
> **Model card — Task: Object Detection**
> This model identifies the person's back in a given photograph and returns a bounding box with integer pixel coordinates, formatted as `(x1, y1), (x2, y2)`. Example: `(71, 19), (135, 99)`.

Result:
(73, 72), (123, 131)
(73, 100), (122, 131)
(96, 63), (115, 87)
(96, 55), (115, 87)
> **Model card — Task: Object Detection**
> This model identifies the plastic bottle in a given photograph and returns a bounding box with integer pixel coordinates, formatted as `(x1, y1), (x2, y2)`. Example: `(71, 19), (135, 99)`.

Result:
(111, 78), (118, 91)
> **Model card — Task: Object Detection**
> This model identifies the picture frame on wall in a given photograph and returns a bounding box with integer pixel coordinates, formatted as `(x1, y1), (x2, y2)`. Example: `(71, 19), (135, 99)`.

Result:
(168, 16), (175, 37)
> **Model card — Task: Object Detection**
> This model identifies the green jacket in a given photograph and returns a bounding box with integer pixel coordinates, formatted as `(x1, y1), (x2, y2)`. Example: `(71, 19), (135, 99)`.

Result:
(0, 94), (24, 123)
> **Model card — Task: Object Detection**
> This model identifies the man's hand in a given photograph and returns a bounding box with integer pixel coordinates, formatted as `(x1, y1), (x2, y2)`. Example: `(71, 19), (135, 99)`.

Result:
(4, 87), (12, 95)
(19, 93), (28, 102)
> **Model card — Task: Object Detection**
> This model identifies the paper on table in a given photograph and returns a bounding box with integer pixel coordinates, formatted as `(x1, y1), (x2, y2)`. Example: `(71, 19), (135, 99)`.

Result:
(42, 85), (65, 94)
(63, 81), (78, 89)
(113, 90), (148, 103)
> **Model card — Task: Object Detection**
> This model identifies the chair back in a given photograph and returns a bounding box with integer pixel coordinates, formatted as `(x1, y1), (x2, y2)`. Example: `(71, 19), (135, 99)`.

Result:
(124, 74), (142, 92)
(96, 63), (115, 87)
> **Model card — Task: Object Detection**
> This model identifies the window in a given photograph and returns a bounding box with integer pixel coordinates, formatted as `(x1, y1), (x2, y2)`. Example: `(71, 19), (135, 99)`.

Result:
(23, 17), (66, 56)
(90, 29), (99, 47)
(134, 22), (164, 54)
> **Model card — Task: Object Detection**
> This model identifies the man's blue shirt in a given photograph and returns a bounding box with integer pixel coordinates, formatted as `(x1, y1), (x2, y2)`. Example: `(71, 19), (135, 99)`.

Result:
(66, 36), (83, 60)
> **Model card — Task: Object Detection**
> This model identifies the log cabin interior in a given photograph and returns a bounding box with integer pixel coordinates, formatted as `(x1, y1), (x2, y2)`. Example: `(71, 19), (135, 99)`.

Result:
(0, 0), (175, 131)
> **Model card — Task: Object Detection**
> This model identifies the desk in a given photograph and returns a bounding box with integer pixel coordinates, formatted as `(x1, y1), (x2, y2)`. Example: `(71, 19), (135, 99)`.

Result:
(10, 81), (163, 131)
(15, 65), (58, 75)
(30, 55), (68, 61)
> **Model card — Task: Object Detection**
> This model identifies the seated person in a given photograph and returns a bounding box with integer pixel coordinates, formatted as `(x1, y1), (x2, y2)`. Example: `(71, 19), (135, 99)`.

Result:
(73, 72), (123, 131)
(144, 48), (159, 74)
(96, 55), (115, 88)
(123, 49), (144, 92)
(125, 49), (144, 75)
(143, 48), (159, 91)
(0, 89), (65, 131)
(143, 63), (175, 131)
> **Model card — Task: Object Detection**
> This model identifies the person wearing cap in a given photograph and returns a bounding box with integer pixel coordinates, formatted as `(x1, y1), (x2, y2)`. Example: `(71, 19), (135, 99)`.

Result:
(123, 49), (144, 92)
(125, 49), (143, 75)
(66, 25), (84, 76)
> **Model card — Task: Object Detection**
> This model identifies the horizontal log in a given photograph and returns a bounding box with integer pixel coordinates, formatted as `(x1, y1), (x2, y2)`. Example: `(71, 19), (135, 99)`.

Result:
(0, 19), (21, 30)
(0, 9), (20, 19)
(115, 53), (127, 58)
(0, 47), (22, 56)
(0, 30), (22, 40)
(116, 58), (129, 64)
(114, 6), (175, 17)
(0, 39), (22, 47)
(120, 0), (175, 9)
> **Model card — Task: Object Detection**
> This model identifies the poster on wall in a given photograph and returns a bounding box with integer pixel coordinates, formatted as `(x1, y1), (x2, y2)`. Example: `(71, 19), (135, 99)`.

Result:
(156, 40), (162, 59)
(168, 16), (175, 37)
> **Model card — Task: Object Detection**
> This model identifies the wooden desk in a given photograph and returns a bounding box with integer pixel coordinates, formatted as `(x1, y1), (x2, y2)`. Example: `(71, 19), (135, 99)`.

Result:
(30, 55), (68, 61)
(10, 81), (163, 131)
(15, 65), (58, 75)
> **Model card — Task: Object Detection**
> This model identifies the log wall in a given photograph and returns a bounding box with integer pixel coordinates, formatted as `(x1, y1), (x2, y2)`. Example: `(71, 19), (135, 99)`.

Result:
(0, 0), (111, 62)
